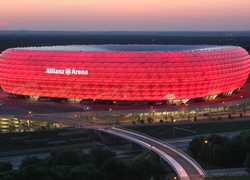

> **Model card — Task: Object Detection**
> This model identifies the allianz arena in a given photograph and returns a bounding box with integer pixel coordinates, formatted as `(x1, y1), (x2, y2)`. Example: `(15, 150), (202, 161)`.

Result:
(0, 45), (249, 103)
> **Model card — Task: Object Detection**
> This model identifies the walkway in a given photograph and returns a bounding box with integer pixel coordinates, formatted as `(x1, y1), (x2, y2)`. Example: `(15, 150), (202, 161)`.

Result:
(98, 126), (206, 180)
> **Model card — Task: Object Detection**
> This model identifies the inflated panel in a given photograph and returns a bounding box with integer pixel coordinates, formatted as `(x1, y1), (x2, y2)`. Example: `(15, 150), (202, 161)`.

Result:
(0, 45), (249, 100)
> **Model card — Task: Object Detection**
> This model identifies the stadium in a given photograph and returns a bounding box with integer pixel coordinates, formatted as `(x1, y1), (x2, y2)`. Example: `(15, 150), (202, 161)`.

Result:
(0, 44), (249, 105)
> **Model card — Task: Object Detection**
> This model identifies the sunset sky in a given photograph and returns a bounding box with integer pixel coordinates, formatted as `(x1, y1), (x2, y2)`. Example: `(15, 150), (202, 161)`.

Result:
(1, 0), (250, 31)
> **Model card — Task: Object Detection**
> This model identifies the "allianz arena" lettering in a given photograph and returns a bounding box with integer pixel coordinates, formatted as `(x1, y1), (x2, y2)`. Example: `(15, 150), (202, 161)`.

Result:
(46, 68), (88, 75)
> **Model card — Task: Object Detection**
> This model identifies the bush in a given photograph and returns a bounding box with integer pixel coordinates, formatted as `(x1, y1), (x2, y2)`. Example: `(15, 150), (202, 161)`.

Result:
(147, 118), (153, 123)
(0, 161), (13, 173)
(244, 153), (250, 169)
(189, 134), (250, 167)
(88, 147), (116, 168)
(19, 156), (42, 169)
(48, 149), (85, 166)
(19, 165), (50, 180)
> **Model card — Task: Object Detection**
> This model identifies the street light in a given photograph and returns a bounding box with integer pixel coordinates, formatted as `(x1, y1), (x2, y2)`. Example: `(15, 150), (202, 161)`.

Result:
(28, 111), (32, 116)
(109, 108), (112, 124)
(86, 107), (89, 122)
(74, 114), (77, 127)
(150, 106), (153, 118)
(184, 103), (188, 120)
(173, 119), (179, 148)
(176, 118), (179, 148)
(114, 101), (118, 123)
(204, 140), (211, 178)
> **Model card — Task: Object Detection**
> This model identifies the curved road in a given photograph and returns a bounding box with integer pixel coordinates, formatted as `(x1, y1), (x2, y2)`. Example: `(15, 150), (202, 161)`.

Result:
(19, 114), (206, 179)
(99, 126), (206, 180)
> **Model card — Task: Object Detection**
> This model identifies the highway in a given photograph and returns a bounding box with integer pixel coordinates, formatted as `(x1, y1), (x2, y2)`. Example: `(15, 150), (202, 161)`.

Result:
(14, 115), (206, 179)
(0, 126), (247, 179)
(101, 126), (206, 180)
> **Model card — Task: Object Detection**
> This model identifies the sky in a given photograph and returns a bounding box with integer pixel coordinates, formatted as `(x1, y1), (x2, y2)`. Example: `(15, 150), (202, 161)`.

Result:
(0, 0), (250, 31)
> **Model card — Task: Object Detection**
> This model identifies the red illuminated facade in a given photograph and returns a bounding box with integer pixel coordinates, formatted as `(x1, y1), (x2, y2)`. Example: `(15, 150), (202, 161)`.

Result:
(0, 45), (249, 101)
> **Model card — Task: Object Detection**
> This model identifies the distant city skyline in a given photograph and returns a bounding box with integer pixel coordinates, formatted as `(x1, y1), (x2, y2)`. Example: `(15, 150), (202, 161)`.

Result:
(1, 0), (250, 31)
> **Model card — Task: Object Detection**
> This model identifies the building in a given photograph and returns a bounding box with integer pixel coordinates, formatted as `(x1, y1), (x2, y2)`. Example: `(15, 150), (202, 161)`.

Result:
(0, 45), (249, 104)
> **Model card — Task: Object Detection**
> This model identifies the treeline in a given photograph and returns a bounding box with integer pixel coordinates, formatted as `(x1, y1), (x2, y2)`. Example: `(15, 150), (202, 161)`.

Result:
(0, 31), (250, 53)
(0, 147), (167, 180)
(188, 132), (250, 168)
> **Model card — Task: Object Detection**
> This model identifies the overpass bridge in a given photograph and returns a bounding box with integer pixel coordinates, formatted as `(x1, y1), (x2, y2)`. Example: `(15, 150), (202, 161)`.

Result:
(94, 126), (206, 180)
(15, 114), (206, 179)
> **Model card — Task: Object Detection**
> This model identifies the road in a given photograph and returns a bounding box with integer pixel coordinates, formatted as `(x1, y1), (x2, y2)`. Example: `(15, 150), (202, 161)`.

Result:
(207, 168), (249, 177)
(0, 129), (247, 178)
(104, 127), (205, 180)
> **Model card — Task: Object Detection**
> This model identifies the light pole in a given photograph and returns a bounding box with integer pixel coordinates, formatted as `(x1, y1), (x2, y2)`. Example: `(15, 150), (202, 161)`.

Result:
(240, 95), (243, 111)
(173, 119), (179, 148)
(109, 108), (112, 124)
(86, 107), (89, 122)
(114, 101), (118, 123)
(150, 106), (153, 118)
(176, 118), (179, 148)
(83, 107), (88, 122)
(204, 140), (211, 178)
(93, 99), (96, 122)
(74, 114), (77, 127)
(184, 103), (188, 120)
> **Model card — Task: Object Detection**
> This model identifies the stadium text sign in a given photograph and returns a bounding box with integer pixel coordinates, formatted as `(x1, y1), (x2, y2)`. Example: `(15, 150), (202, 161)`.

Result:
(46, 68), (88, 75)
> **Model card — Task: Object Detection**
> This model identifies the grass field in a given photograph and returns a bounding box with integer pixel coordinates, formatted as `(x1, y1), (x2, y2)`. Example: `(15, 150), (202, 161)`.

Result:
(0, 128), (100, 152)
(124, 119), (250, 139)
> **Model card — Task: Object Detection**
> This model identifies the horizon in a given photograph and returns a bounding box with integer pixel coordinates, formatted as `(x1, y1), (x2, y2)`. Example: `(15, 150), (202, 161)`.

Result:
(1, 0), (250, 31)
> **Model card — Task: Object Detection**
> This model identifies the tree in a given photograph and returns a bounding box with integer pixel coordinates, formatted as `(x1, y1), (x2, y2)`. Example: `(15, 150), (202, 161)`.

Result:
(19, 165), (50, 180)
(19, 156), (43, 169)
(88, 147), (116, 168)
(51, 165), (72, 179)
(225, 140), (247, 167)
(188, 136), (203, 158)
(101, 158), (128, 180)
(70, 164), (103, 180)
(244, 153), (250, 169)
(0, 171), (18, 180)
(188, 133), (250, 167)
(128, 158), (166, 180)
(127, 151), (166, 180)
(212, 144), (230, 166)
(0, 161), (13, 173)
(240, 131), (250, 144)
(209, 134), (227, 146)
(48, 149), (85, 166)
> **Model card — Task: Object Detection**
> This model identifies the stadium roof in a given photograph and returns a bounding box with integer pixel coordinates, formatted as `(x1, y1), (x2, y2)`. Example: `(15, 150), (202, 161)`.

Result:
(13, 44), (236, 52)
